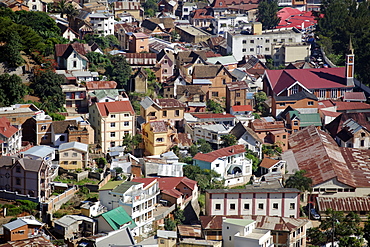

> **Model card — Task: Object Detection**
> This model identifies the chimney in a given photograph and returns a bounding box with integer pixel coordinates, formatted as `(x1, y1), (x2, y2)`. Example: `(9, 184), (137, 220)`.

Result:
(345, 38), (355, 87)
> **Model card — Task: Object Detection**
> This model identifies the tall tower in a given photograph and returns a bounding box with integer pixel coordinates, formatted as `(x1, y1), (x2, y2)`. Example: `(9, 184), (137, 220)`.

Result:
(345, 38), (355, 87)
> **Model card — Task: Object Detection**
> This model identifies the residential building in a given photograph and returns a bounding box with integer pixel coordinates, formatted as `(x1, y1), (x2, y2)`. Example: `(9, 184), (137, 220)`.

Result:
(175, 25), (212, 44)
(89, 100), (135, 153)
(0, 156), (54, 201)
(192, 64), (235, 101)
(81, 201), (107, 217)
(222, 218), (273, 247)
(230, 105), (254, 123)
(0, 117), (22, 156)
(176, 85), (206, 112)
(3, 216), (44, 242)
(89, 11), (115, 36)
(182, 2), (197, 19)
(122, 53), (157, 68)
(263, 67), (355, 100)
(189, 113), (236, 127)
(280, 110), (321, 133)
(141, 18), (173, 41)
(89, 89), (126, 104)
(113, 2), (142, 21)
(133, 177), (198, 209)
(128, 33), (149, 53)
(282, 125), (370, 198)
(193, 145), (253, 186)
(22, 145), (55, 161)
(155, 49), (175, 83)
(259, 158), (286, 180)
(229, 122), (263, 159)
(140, 97), (186, 128)
(51, 120), (79, 147)
(227, 23), (302, 61)
(185, 122), (230, 148)
(75, 227), (136, 247)
(54, 215), (96, 240)
(86, 81), (117, 92)
(201, 215), (309, 246)
(226, 80), (251, 112)
(55, 43), (91, 71)
(98, 179), (159, 235)
(326, 112), (370, 149)
(211, 15), (249, 35)
(61, 84), (88, 113)
(96, 207), (136, 233)
(250, 117), (288, 150)
(59, 142), (89, 170)
(57, 23), (79, 41)
(271, 42), (310, 66)
(158, 0), (178, 15)
(189, 8), (214, 28)
(205, 188), (300, 218)
(129, 68), (148, 93)
(272, 91), (318, 118)
(142, 120), (177, 156)
(157, 230), (177, 247)
(67, 117), (94, 144)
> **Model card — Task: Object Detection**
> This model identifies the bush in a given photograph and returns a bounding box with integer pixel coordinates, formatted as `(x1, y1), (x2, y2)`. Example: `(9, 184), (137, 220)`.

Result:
(53, 211), (67, 218)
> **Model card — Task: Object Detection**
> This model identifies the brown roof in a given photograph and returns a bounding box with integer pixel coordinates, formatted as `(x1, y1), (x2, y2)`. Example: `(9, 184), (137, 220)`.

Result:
(0, 236), (54, 247)
(177, 133), (193, 147)
(176, 51), (207, 65)
(154, 98), (186, 108)
(200, 215), (308, 232)
(193, 144), (245, 163)
(317, 197), (370, 212)
(287, 125), (370, 188)
(192, 65), (222, 79)
(177, 225), (202, 238)
(251, 119), (285, 132)
(85, 81), (117, 90)
(259, 158), (280, 169)
(55, 42), (91, 57)
(226, 80), (249, 91)
(52, 120), (77, 134)
(149, 121), (168, 133)
(326, 112), (370, 137)
(334, 101), (370, 111)
(176, 85), (205, 96)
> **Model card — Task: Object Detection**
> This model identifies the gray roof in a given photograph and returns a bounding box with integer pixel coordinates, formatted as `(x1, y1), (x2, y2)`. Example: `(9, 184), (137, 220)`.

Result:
(54, 215), (94, 228)
(59, 142), (88, 152)
(160, 151), (178, 160)
(188, 102), (206, 107)
(140, 96), (160, 110)
(22, 145), (55, 158)
(206, 188), (300, 193)
(111, 181), (141, 194)
(3, 217), (43, 231)
(230, 68), (247, 81)
(207, 55), (237, 65)
(230, 122), (263, 143)
(157, 230), (177, 239)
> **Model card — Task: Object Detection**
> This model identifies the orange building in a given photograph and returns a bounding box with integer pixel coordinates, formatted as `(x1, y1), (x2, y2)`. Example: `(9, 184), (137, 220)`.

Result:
(128, 33), (149, 53)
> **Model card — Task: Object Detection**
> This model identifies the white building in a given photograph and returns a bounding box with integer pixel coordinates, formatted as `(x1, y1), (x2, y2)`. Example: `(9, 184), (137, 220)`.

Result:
(186, 122), (231, 147)
(193, 145), (253, 186)
(182, 2), (197, 19)
(229, 122), (263, 159)
(226, 23), (302, 61)
(222, 218), (273, 247)
(90, 11), (115, 36)
(212, 14), (249, 35)
(99, 179), (160, 236)
(0, 117), (22, 156)
(205, 188), (301, 218)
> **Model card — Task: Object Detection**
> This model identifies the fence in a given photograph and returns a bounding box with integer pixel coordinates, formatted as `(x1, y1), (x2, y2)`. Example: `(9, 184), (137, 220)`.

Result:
(42, 186), (79, 213)
(0, 190), (39, 203)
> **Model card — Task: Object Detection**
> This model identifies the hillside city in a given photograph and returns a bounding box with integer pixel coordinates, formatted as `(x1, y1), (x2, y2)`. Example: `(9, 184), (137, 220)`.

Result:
(0, 0), (370, 246)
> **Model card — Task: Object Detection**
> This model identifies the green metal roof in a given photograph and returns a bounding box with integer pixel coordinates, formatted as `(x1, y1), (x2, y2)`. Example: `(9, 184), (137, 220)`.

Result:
(223, 218), (254, 226)
(98, 180), (124, 191)
(298, 113), (321, 127)
(288, 110), (300, 119)
(112, 181), (141, 194)
(101, 207), (136, 231)
(89, 89), (120, 101)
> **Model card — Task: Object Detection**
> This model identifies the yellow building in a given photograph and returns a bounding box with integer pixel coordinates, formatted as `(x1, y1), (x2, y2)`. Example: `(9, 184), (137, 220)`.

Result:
(140, 97), (186, 129)
(89, 100), (135, 153)
(58, 142), (89, 170)
(142, 120), (177, 156)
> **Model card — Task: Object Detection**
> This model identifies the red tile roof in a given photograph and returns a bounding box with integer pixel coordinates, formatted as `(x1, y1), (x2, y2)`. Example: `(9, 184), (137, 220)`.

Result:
(161, 189), (183, 198)
(158, 177), (197, 191)
(231, 105), (253, 112)
(259, 158), (279, 169)
(192, 113), (235, 119)
(343, 92), (366, 101)
(319, 110), (341, 118)
(85, 81), (117, 90)
(190, 8), (214, 19)
(266, 67), (352, 96)
(335, 101), (370, 111)
(96, 101), (135, 116)
(318, 99), (336, 109)
(131, 177), (157, 188)
(55, 42), (91, 57)
(251, 119), (285, 132)
(193, 144), (245, 163)
(277, 8), (317, 30)
(0, 117), (18, 138)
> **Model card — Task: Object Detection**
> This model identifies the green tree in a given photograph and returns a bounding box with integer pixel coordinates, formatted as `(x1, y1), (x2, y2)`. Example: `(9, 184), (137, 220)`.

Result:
(3, 31), (24, 67)
(95, 157), (107, 166)
(285, 170), (312, 192)
(49, 113), (66, 121)
(363, 214), (370, 245)
(0, 74), (27, 106)
(32, 70), (65, 113)
(143, 0), (157, 17)
(197, 139), (213, 154)
(105, 55), (132, 89)
(307, 227), (327, 246)
(183, 165), (202, 180)
(220, 134), (237, 148)
(254, 91), (267, 113)
(206, 99), (224, 113)
(84, 34), (119, 50)
(86, 52), (112, 72)
(174, 208), (185, 224)
(245, 149), (261, 172)
(164, 218), (176, 231)
(122, 134), (143, 153)
(257, 0), (280, 30)
(114, 167), (123, 174)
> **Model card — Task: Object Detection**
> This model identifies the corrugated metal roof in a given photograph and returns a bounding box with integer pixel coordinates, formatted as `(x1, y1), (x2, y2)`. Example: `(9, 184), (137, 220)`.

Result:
(59, 141), (88, 152)
(317, 197), (370, 212)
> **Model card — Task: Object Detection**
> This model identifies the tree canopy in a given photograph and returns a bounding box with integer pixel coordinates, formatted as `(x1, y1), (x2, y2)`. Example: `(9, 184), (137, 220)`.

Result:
(257, 0), (280, 30)
(220, 134), (237, 148)
(316, 0), (370, 85)
(284, 170), (312, 192)
(105, 55), (132, 89)
(0, 74), (27, 106)
(206, 99), (224, 113)
(183, 165), (225, 192)
(143, 0), (157, 17)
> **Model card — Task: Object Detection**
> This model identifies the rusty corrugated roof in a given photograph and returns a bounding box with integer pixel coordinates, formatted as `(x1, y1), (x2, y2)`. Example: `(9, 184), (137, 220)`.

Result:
(317, 197), (370, 212)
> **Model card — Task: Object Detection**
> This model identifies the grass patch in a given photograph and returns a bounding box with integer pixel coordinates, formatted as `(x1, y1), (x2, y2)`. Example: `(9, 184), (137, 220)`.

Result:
(54, 176), (99, 185)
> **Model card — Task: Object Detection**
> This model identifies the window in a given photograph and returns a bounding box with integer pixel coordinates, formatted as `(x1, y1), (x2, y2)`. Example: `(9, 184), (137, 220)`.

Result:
(242, 40), (247, 44)
(275, 55), (280, 59)
(319, 89), (326, 98)
(290, 203), (295, 209)
(288, 38), (293, 42)
(273, 39), (277, 42)
(308, 101), (314, 106)
(124, 131), (129, 135)
(258, 203), (264, 210)
(361, 140), (365, 147)
(362, 132), (366, 137)
(291, 84), (299, 95)
(215, 164), (219, 167)
(72, 152), (77, 157)
(223, 79), (226, 84)
(156, 138), (164, 142)
(250, 40), (254, 44)
(215, 204), (221, 210)
(16, 166), (21, 173)
(124, 113), (129, 117)
(60, 135), (65, 141)
(279, 103), (286, 107)
(41, 125), (47, 131)
(124, 121), (129, 126)
(111, 114), (116, 118)
(273, 203), (279, 209)
(230, 203), (236, 210)
(73, 61), (77, 68)
(212, 92), (219, 97)
(110, 132), (116, 137)
(281, 39), (285, 42)
(242, 48), (246, 52)
(110, 141), (115, 147)
(175, 110), (180, 117)
(63, 153), (68, 157)
(250, 48), (254, 52)
(111, 122), (115, 127)
(16, 178), (21, 185)
(265, 39), (270, 43)
(265, 47), (270, 51)
(331, 89), (338, 98)
(283, 135), (287, 139)
(244, 203), (250, 210)
(72, 161), (77, 165)
(236, 93), (240, 97)
(293, 121), (299, 126)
